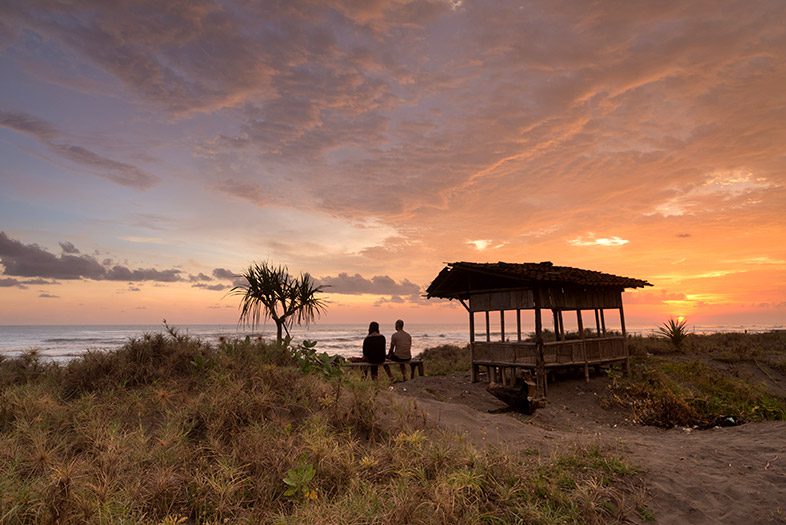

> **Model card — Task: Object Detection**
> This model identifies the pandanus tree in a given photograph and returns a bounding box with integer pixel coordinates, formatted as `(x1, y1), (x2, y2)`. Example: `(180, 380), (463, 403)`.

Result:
(231, 262), (327, 344)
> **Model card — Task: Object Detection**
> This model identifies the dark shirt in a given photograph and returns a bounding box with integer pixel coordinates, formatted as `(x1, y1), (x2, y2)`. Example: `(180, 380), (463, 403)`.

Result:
(362, 333), (386, 364)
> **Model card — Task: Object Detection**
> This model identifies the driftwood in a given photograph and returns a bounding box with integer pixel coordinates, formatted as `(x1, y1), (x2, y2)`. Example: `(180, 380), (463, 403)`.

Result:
(486, 380), (537, 414)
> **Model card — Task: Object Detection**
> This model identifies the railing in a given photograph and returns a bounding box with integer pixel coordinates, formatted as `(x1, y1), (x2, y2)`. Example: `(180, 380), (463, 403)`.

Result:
(473, 336), (626, 367)
(473, 341), (538, 363)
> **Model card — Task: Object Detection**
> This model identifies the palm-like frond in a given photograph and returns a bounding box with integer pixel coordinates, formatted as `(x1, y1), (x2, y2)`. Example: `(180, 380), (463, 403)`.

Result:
(656, 318), (688, 348)
(230, 262), (328, 343)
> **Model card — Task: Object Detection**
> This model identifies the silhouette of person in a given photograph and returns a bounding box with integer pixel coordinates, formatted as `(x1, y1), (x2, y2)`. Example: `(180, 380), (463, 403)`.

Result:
(388, 319), (412, 381)
(362, 321), (386, 380)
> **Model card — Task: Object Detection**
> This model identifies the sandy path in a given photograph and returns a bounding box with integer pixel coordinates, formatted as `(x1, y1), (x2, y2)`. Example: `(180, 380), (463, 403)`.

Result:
(391, 374), (786, 524)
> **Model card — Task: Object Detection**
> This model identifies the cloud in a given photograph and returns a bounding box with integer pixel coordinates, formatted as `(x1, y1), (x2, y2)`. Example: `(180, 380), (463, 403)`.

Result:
(0, 277), (59, 289)
(569, 235), (629, 247)
(0, 110), (58, 140)
(50, 143), (157, 189)
(189, 273), (213, 282)
(212, 268), (241, 280)
(192, 283), (228, 291)
(216, 179), (269, 206)
(467, 239), (506, 251)
(650, 171), (773, 217)
(59, 241), (80, 254)
(0, 231), (183, 282)
(467, 239), (490, 251)
(0, 110), (158, 189)
(38, 292), (59, 299)
(318, 272), (420, 297)
(104, 266), (182, 282)
(0, 277), (22, 288)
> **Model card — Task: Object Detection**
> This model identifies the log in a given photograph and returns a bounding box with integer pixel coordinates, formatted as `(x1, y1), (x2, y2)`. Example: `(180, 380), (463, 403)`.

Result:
(486, 380), (537, 414)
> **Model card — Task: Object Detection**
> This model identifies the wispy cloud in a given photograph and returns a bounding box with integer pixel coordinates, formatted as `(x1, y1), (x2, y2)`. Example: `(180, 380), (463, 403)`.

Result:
(569, 235), (629, 247)
(318, 273), (420, 299)
(0, 110), (158, 189)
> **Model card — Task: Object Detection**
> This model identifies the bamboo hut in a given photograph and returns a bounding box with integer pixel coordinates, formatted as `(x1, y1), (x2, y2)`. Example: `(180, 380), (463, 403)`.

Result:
(426, 261), (652, 398)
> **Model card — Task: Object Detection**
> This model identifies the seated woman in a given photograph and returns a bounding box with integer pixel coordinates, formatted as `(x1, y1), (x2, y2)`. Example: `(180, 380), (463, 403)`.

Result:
(362, 321), (386, 380)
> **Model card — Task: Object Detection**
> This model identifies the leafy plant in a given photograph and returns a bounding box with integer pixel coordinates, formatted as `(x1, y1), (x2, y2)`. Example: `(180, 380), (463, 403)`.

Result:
(657, 318), (689, 349)
(231, 262), (328, 344)
(283, 457), (317, 500)
(291, 340), (344, 380)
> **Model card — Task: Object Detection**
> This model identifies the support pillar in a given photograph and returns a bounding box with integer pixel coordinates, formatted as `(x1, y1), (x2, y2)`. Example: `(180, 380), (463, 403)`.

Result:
(620, 303), (629, 375)
(578, 310), (589, 382)
(535, 306), (546, 398)
(469, 310), (477, 382)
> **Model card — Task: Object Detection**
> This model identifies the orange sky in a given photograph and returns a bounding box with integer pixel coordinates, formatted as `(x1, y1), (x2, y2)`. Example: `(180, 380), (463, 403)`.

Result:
(1, 1), (785, 329)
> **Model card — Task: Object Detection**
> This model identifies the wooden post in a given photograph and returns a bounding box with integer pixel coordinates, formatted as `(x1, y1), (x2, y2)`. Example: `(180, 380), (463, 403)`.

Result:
(600, 309), (607, 335)
(558, 310), (564, 339)
(535, 305), (546, 398)
(620, 303), (629, 375)
(552, 309), (560, 341)
(485, 311), (490, 342)
(516, 308), (522, 342)
(578, 309), (589, 382)
(469, 309), (477, 382)
(595, 308), (601, 336)
(500, 310), (505, 342)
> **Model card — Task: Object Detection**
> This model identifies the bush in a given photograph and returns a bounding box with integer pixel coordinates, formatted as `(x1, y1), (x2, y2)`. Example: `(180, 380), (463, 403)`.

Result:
(0, 332), (645, 523)
(419, 344), (471, 376)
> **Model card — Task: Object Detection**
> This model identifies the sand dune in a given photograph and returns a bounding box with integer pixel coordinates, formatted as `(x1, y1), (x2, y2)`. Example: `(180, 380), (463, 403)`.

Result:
(392, 374), (786, 524)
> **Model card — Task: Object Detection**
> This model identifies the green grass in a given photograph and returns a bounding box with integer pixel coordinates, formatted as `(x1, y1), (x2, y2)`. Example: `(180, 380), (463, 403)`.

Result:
(418, 344), (471, 376)
(0, 333), (644, 524)
(607, 332), (786, 427)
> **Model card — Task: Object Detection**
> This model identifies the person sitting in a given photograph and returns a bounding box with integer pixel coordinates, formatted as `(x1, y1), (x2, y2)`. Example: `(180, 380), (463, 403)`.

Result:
(388, 319), (412, 381)
(362, 321), (386, 380)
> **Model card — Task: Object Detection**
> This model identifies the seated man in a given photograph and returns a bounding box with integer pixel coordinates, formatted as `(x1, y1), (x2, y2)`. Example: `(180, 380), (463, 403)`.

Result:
(388, 319), (412, 381)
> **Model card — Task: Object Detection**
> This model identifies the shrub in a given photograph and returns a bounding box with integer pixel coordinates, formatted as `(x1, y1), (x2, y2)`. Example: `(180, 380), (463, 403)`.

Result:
(419, 344), (471, 376)
(656, 318), (688, 349)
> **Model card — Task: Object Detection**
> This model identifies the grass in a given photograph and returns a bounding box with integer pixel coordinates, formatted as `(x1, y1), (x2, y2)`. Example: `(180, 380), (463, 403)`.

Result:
(607, 331), (786, 427)
(418, 344), (471, 376)
(415, 332), (786, 429)
(0, 332), (644, 524)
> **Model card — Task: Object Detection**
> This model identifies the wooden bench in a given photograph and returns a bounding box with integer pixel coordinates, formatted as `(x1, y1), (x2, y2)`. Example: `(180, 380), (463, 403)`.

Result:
(345, 358), (424, 379)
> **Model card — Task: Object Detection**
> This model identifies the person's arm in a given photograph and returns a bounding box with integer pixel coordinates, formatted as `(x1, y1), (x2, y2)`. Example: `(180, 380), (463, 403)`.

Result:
(389, 332), (396, 354)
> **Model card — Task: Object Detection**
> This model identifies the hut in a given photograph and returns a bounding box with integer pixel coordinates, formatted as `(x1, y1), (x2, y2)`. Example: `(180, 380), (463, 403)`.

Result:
(426, 261), (652, 398)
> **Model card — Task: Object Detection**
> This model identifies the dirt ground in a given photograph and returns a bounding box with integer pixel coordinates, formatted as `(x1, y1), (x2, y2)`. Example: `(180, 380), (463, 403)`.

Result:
(389, 372), (786, 524)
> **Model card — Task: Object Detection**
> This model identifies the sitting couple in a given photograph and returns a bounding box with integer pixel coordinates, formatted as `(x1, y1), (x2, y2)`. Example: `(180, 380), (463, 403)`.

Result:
(362, 319), (412, 381)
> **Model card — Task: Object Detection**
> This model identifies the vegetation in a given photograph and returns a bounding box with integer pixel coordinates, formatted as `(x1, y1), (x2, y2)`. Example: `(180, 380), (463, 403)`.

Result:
(415, 333), (786, 429)
(656, 318), (689, 349)
(0, 332), (643, 524)
(232, 262), (327, 344)
(607, 331), (786, 427)
(418, 344), (471, 376)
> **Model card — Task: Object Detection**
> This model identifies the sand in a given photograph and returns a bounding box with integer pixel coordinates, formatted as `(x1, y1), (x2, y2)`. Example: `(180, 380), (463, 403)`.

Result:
(390, 373), (786, 524)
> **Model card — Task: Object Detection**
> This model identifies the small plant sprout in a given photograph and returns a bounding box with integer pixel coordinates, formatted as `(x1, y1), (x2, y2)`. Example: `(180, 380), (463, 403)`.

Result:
(657, 318), (689, 349)
(283, 457), (317, 501)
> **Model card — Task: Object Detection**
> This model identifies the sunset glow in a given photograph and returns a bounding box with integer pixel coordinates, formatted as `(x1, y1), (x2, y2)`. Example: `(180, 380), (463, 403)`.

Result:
(1, 1), (785, 329)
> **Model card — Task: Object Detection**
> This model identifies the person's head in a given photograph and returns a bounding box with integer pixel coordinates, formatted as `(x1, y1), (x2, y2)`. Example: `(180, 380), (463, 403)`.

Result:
(395, 319), (404, 330)
(368, 321), (380, 334)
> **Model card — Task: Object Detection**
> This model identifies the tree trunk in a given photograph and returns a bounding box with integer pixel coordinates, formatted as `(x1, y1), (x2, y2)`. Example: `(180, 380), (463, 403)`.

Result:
(276, 321), (284, 345)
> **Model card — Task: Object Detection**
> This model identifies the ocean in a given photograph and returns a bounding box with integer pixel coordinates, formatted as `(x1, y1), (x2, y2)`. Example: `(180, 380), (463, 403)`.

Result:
(0, 322), (781, 361)
(0, 323), (469, 361)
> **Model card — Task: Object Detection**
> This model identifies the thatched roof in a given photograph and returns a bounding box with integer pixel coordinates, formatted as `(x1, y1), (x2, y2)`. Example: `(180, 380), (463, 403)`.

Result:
(426, 261), (652, 299)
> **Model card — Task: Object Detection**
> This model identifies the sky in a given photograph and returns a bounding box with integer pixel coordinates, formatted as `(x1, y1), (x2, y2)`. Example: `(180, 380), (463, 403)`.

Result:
(1, 0), (785, 329)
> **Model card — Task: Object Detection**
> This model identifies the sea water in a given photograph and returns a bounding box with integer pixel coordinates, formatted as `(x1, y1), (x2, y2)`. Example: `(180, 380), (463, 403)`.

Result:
(0, 322), (780, 361)
(0, 323), (469, 361)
